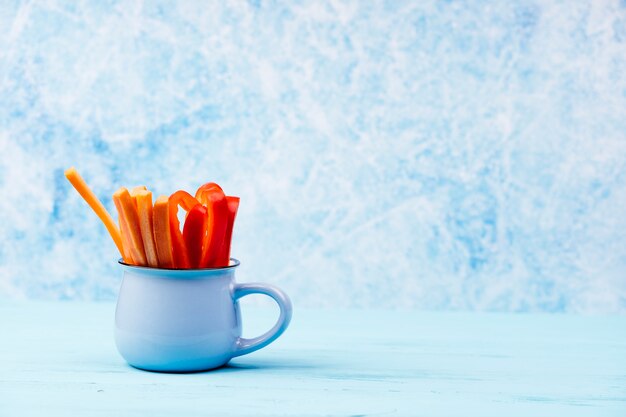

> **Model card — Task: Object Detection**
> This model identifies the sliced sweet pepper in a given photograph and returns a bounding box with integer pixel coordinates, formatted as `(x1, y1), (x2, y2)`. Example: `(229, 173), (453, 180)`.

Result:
(153, 195), (174, 268)
(183, 204), (208, 268)
(195, 183), (229, 268)
(215, 196), (240, 267)
(168, 190), (201, 269)
(195, 182), (224, 201)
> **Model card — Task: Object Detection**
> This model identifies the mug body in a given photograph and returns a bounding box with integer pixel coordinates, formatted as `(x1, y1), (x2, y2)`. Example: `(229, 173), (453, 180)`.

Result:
(115, 261), (242, 372)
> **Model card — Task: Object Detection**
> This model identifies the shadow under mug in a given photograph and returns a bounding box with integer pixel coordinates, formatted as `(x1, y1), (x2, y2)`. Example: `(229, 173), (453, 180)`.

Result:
(115, 258), (292, 372)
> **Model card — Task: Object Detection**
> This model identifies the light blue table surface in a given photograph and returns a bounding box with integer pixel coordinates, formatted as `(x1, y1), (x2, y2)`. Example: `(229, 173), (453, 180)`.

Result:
(0, 301), (624, 416)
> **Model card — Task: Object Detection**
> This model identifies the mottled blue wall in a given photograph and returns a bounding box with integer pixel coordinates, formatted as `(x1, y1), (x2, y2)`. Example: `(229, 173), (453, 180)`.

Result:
(1, 1), (625, 313)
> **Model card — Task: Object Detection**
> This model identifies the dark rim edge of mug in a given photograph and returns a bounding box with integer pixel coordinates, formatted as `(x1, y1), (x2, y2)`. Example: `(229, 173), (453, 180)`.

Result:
(118, 258), (240, 271)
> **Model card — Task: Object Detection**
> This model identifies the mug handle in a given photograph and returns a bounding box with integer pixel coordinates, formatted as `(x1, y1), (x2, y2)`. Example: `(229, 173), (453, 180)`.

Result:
(232, 283), (293, 358)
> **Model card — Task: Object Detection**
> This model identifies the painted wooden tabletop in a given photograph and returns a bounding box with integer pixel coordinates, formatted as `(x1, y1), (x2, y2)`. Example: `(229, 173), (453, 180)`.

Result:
(0, 301), (624, 416)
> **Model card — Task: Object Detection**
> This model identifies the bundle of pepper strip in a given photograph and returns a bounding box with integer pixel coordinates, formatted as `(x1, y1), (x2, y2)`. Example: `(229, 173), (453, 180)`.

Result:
(65, 167), (239, 269)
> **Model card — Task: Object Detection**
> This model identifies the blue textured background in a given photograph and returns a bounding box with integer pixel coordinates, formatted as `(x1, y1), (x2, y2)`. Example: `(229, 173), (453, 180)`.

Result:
(1, 1), (625, 313)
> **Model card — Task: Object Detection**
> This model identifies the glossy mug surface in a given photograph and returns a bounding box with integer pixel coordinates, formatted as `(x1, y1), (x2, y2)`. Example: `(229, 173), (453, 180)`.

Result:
(115, 259), (292, 372)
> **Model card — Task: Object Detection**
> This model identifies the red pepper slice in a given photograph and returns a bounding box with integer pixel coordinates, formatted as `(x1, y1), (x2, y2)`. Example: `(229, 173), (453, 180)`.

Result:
(168, 190), (200, 269)
(215, 196), (240, 267)
(195, 183), (229, 268)
(183, 203), (208, 269)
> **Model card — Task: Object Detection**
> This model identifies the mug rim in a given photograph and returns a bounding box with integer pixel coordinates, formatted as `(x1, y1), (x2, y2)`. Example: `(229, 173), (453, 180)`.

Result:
(118, 258), (240, 272)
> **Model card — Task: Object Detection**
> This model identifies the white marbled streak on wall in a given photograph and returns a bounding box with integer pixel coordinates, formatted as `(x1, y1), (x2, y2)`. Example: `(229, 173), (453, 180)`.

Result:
(0, 0), (625, 312)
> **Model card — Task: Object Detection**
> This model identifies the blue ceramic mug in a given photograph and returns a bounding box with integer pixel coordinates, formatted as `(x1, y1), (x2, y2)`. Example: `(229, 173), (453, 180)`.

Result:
(115, 259), (292, 372)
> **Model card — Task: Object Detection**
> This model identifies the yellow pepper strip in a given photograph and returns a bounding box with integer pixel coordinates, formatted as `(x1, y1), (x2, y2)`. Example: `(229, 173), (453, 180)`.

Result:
(153, 195), (174, 268)
(113, 187), (147, 266)
(135, 189), (159, 267)
(64, 167), (126, 260)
